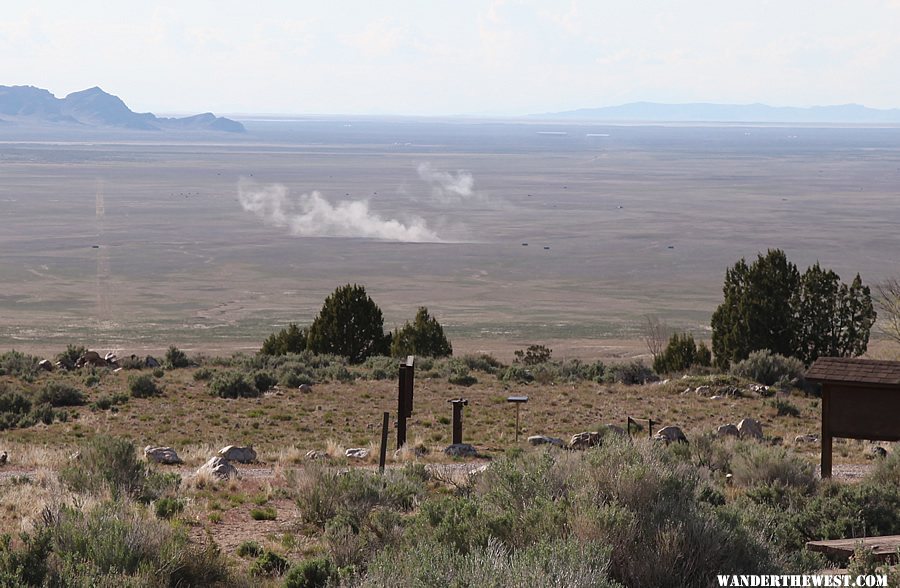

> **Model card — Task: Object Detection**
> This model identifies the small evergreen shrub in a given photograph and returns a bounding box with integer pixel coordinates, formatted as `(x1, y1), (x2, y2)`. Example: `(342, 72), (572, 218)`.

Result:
(250, 507), (277, 521)
(250, 550), (289, 576)
(164, 345), (190, 368)
(208, 371), (259, 398)
(128, 374), (161, 398)
(730, 349), (805, 386)
(603, 360), (657, 384)
(284, 557), (335, 588)
(237, 540), (263, 558)
(37, 382), (86, 407)
(514, 344), (552, 366)
(154, 497), (184, 519)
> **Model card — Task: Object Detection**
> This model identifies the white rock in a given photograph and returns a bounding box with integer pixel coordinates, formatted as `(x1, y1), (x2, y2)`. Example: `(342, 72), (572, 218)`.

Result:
(695, 385), (712, 396)
(528, 435), (565, 448)
(144, 446), (183, 465)
(737, 418), (764, 440)
(298, 384), (312, 393)
(196, 456), (238, 479)
(794, 434), (818, 443)
(570, 431), (603, 450)
(345, 448), (370, 459)
(218, 445), (257, 463)
(654, 426), (688, 444)
(305, 450), (328, 460)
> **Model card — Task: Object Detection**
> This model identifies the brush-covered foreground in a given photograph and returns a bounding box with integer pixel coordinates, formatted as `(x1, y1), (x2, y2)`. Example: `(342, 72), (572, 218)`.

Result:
(1, 348), (899, 586)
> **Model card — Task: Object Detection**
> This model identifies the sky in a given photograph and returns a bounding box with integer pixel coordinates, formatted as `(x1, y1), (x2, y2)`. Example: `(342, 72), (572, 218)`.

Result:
(3, 0), (900, 116)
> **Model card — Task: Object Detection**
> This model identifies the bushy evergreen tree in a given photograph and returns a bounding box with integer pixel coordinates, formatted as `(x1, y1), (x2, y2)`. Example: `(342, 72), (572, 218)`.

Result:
(712, 250), (875, 368)
(260, 323), (307, 355)
(307, 284), (390, 363)
(390, 307), (453, 358)
(653, 332), (712, 374)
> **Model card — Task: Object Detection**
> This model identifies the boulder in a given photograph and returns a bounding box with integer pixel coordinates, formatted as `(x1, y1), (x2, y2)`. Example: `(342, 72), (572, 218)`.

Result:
(872, 446), (888, 459)
(570, 431), (603, 450)
(298, 384), (312, 393)
(737, 418), (764, 440)
(305, 450), (328, 460)
(716, 424), (740, 438)
(196, 456), (238, 480)
(218, 445), (257, 463)
(77, 351), (106, 368)
(528, 435), (565, 448)
(695, 385), (712, 396)
(653, 426), (688, 444)
(395, 445), (429, 458)
(145, 356), (160, 368)
(794, 434), (818, 443)
(444, 443), (478, 458)
(345, 448), (370, 460)
(144, 446), (183, 465)
(37, 359), (53, 372)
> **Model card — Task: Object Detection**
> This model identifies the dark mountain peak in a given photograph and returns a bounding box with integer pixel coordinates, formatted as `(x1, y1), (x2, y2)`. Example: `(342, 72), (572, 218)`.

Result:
(0, 84), (245, 132)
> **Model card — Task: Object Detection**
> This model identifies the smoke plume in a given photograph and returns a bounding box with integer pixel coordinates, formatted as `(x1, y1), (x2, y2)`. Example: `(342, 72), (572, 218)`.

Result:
(417, 163), (478, 203)
(238, 181), (440, 243)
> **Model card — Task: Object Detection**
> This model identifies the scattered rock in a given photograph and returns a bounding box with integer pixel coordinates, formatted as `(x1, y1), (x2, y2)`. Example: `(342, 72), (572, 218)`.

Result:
(145, 356), (160, 368)
(77, 351), (106, 368)
(345, 448), (370, 460)
(37, 359), (53, 372)
(196, 456), (238, 480)
(218, 445), (257, 463)
(794, 434), (818, 443)
(872, 446), (888, 459)
(69, 451), (81, 461)
(570, 431), (603, 450)
(144, 446), (183, 465)
(654, 426), (688, 444)
(468, 464), (490, 477)
(444, 443), (478, 458)
(0, 452), (6, 466)
(528, 435), (565, 448)
(695, 385), (712, 396)
(305, 450), (328, 460)
(737, 418), (764, 440)
(709, 395), (723, 400)
(716, 424), (740, 438)
(749, 384), (771, 396)
(298, 384), (312, 393)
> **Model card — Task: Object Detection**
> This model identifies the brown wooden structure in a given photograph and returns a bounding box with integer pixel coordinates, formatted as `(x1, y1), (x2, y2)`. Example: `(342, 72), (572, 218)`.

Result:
(805, 357), (900, 478)
(807, 535), (900, 563)
(396, 356), (415, 449)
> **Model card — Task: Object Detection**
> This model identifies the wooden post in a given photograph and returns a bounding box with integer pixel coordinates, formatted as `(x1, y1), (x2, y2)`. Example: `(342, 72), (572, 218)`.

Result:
(821, 386), (832, 478)
(515, 403), (520, 442)
(379, 412), (389, 473)
(648, 418), (654, 439)
(397, 364), (408, 449)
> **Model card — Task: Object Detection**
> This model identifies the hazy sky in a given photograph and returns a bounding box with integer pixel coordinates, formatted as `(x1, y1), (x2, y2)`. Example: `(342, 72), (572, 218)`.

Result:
(4, 1), (900, 116)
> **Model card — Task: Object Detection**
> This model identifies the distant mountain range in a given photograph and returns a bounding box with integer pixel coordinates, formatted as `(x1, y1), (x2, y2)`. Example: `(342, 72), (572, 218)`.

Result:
(0, 85), (245, 132)
(533, 102), (900, 124)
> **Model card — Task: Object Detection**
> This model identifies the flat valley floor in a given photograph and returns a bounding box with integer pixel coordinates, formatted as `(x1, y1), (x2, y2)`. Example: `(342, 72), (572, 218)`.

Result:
(2, 120), (899, 358)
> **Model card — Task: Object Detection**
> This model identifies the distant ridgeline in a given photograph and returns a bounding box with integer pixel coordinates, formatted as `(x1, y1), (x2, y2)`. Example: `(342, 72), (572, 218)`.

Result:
(0, 85), (245, 132)
(533, 101), (900, 124)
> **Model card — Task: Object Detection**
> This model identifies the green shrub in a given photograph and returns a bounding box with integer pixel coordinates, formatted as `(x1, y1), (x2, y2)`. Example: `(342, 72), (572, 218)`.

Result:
(37, 382), (86, 407)
(55, 345), (87, 372)
(60, 435), (175, 502)
(3, 500), (231, 587)
(730, 349), (805, 386)
(253, 370), (278, 393)
(261, 323), (308, 356)
(277, 362), (316, 387)
(514, 344), (552, 366)
(164, 345), (190, 368)
(499, 365), (534, 383)
(193, 366), (213, 381)
(603, 360), (657, 384)
(128, 374), (161, 398)
(154, 497), (184, 519)
(461, 353), (504, 374)
(390, 306), (453, 358)
(284, 557), (335, 588)
(250, 506), (277, 521)
(250, 550), (289, 576)
(730, 444), (816, 492)
(208, 370), (260, 398)
(237, 540), (263, 558)
(118, 355), (145, 370)
(0, 350), (41, 379)
(653, 332), (712, 374)
(771, 399), (801, 417)
(448, 360), (477, 386)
